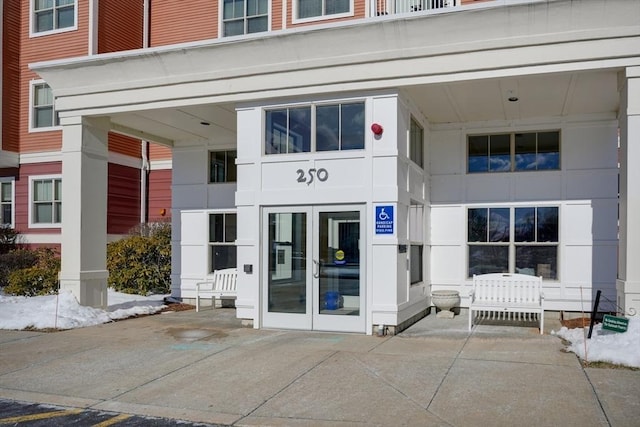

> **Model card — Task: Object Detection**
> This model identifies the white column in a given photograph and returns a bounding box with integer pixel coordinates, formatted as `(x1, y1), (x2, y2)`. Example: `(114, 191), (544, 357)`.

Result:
(59, 116), (110, 309)
(617, 67), (640, 317)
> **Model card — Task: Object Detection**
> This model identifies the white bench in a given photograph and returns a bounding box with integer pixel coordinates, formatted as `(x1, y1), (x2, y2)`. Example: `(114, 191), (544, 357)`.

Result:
(469, 273), (544, 334)
(195, 268), (238, 312)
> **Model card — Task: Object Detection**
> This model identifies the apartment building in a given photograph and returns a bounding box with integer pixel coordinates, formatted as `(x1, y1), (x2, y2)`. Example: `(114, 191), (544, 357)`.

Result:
(0, 0), (172, 250)
(11, 0), (640, 335)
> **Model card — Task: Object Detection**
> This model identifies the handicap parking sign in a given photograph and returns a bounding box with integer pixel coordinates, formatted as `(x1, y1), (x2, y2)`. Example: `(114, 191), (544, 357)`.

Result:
(375, 205), (394, 235)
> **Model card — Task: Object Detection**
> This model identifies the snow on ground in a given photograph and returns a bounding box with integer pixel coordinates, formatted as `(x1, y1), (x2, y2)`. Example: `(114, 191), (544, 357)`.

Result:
(0, 289), (167, 330)
(1, 289), (638, 368)
(553, 317), (640, 368)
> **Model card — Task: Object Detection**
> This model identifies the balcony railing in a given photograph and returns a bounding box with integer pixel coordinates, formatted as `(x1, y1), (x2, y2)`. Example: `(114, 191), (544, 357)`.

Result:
(372, 0), (458, 16)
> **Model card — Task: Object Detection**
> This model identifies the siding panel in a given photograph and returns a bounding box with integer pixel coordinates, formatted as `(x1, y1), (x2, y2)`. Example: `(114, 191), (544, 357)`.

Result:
(149, 144), (172, 161)
(98, 0), (144, 53)
(108, 163), (141, 234)
(3, 1), (21, 153)
(148, 169), (172, 221)
(109, 133), (142, 158)
(150, 0), (218, 47)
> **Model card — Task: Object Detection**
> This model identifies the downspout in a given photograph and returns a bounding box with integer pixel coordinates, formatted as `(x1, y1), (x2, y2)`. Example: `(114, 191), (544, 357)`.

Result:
(141, 140), (149, 224)
(88, 0), (98, 55)
(143, 0), (150, 48)
(140, 1), (150, 225)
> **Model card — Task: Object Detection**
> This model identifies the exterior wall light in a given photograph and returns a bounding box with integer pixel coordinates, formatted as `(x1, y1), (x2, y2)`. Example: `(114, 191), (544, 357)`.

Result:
(371, 123), (384, 135)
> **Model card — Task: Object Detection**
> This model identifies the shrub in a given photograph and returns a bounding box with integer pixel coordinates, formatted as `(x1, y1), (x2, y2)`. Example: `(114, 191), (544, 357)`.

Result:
(0, 249), (39, 288)
(107, 222), (171, 295)
(5, 248), (60, 297)
(0, 226), (19, 255)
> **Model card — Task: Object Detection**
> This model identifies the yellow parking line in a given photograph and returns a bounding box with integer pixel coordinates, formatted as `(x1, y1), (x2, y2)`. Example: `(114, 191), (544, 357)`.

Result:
(92, 413), (133, 427)
(0, 408), (83, 424)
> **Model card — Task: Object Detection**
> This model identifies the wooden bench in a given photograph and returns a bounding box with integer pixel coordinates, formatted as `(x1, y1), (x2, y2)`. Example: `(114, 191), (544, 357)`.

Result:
(469, 273), (544, 334)
(195, 268), (238, 312)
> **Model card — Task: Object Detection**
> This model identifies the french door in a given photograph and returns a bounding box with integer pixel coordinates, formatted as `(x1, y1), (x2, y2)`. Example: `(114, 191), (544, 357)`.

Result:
(262, 205), (365, 332)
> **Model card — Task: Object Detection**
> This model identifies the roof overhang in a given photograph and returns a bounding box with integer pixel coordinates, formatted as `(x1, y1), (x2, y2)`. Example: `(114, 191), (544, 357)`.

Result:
(29, 0), (640, 142)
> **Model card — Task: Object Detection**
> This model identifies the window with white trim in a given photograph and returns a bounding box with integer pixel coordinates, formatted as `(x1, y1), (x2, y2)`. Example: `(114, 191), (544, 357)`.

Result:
(410, 117), (424, 168)
(209, 151), (237, 183)
(409, 202), (424, 284)
(468, 131), (560, 173)
(223, 0), (268, 36)
(265, 101), (365, 154)
(32, 82), (58, 129)
(467, 206), (558, 279)
(297, 0), (350, 20)
(32, 0), (76, 34)
(209, 213), (237, 273)
(0, 179), (15, 227)
(30, 176), (62, 227)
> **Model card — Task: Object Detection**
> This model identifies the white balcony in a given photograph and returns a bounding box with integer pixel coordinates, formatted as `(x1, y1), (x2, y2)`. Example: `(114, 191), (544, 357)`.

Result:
(372, 0), (458, 16)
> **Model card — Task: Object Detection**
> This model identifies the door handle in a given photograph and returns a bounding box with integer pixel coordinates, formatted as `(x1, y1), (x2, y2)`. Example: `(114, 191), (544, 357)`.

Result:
(313, 260), (319, 278)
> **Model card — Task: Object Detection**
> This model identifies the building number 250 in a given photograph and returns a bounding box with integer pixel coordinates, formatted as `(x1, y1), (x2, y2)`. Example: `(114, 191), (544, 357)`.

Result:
(296, 168), (329, 185)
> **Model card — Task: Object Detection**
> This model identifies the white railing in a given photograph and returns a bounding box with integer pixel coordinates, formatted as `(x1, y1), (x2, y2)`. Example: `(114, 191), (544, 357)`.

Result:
(372, 0), (458, 16)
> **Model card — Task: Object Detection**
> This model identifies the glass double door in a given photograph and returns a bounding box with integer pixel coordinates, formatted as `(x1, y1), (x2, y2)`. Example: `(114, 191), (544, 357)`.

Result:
(262, 205), (365, 332)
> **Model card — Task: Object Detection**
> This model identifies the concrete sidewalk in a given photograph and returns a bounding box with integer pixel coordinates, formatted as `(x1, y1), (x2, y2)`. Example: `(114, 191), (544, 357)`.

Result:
(0, 308), (639, 426)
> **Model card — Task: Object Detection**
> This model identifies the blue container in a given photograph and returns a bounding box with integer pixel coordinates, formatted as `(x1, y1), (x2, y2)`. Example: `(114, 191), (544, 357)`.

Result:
(324, 291), (341, 310)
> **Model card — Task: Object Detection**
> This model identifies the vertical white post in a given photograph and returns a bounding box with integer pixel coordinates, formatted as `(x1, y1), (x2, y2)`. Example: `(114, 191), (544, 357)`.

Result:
(617, 67), (640, 316)
(59, 116), (110, 309)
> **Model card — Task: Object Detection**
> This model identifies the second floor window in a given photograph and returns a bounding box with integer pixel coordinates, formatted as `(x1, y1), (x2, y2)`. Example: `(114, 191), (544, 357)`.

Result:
(297, 0), (350, 19)
(32, 83), (58, 129)
(34, 0), (76, 34)
(265, 102), (364, 154)
(209, 151), (237, 183)
(223, 0), (268, 36)
(468, 131), (560, 173)
(410, 117), (424, 168)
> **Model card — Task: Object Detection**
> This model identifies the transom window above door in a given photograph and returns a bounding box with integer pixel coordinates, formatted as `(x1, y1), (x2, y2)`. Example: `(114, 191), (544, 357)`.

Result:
(265, 102), (365, 155)
(468, 130), (560, 173)
(223, 0), (268, 36)
(296, 0), (351, 20)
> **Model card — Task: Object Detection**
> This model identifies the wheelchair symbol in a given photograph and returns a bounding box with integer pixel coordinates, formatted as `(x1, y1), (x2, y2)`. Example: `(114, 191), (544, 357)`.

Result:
(378, 208), (390, 221)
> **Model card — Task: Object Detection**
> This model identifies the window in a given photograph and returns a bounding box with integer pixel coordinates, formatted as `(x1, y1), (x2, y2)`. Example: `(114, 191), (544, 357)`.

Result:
(467, 206), (558, 279)
(30, 177), (62, 226)
(0, 179), (14, 227)
(410, 245), (423, 284)
(32, 82), (58, 129)
(297, 0), (350, 19)
(33, 0), (76, 34)
(209, 151), (237, 183)
(410, 117), (424, 168)
(209, 213), (237, 273)
(468, 131), (560, 173)
(223, 0), (268, 36)
(409, 203), (424, 284)
(265, 102), (364, 155)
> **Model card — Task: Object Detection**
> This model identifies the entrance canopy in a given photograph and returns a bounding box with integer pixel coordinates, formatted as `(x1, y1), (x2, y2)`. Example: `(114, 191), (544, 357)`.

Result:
(26, 0), (640, 315)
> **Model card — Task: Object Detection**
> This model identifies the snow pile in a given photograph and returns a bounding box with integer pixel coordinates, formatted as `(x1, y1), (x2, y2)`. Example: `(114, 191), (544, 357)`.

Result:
(553, 317), (640, 368)
(0, 290), (167, 330)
